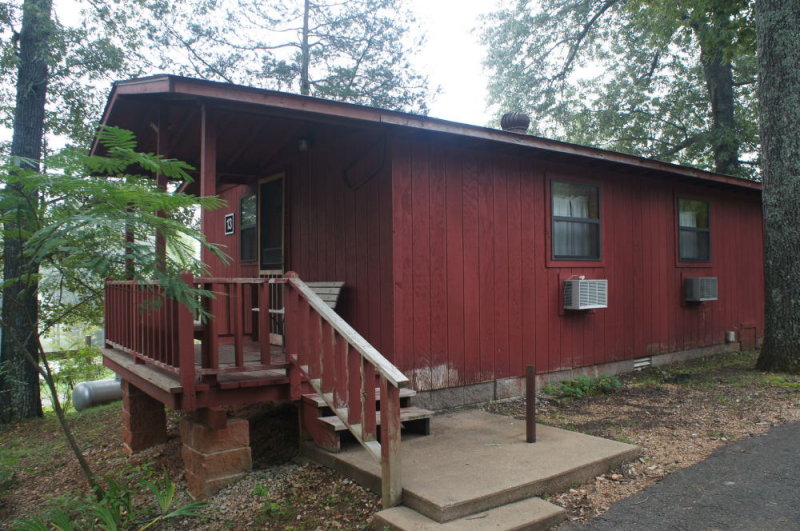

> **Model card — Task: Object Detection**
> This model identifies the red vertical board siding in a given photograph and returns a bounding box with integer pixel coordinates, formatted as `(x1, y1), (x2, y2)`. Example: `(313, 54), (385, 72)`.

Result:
(391, 135), (764, 391)
(203, 185), (260, 278)
(202, 133), (395, 357)
(444, 149), (465, 387)
(392, 136), (415, 373)
(411, 141), (432, 388)
(461, 152), (481, 384)
(429, 149), (449, 386)
(506, 158), (523, 377)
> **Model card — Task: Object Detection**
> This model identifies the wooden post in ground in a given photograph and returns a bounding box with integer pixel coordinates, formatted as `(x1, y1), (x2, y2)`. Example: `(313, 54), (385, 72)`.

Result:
(526, 365), (536, 443)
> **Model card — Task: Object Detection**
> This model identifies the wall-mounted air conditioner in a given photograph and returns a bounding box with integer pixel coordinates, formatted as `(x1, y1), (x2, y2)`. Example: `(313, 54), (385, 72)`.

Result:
(564, 278), (608, 310)
(684, 277), (718, 302)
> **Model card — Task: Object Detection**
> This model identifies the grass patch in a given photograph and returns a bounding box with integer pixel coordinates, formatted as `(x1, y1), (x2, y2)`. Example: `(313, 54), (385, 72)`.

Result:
(0, 402), (120, 472)
(763, 374), (800, 390)
(543, 374), (622, 399)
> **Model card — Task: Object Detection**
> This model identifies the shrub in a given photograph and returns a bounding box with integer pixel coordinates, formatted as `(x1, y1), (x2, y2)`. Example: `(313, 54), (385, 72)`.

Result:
(542, 374), (622, 399)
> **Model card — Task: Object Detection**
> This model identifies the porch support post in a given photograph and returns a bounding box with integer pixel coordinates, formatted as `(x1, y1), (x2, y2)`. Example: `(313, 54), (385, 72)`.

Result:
(121, 379), (167, 456)
(199, 104), (218, 272)
(155, 104), (169, 271)
(181, 413), (251, 499)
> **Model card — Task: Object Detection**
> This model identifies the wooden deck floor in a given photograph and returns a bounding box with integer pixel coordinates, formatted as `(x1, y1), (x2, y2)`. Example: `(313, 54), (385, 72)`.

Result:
(103, 340), (289, 399)
(204, 340), (286, 368)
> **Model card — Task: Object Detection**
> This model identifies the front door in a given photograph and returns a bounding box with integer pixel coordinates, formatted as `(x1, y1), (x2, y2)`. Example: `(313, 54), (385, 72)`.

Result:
(259, 173), (285, 275)
(259, 173), (285, 345)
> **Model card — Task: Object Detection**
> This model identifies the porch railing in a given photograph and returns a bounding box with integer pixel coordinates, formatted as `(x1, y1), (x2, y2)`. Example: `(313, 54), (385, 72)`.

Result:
(105, 272), (409, 507)
(283, 272), (409, 508)
(104, 274), (284, 409)
(105, 273), (198, 409)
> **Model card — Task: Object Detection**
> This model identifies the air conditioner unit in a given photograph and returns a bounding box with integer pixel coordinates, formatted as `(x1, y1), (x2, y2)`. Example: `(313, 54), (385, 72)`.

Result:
(684, 277), (718, 302)
(564, 279), (608, 310)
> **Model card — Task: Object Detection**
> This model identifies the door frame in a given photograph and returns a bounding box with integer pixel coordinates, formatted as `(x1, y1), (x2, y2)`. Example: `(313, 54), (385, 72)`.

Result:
(257, 172), (286, 346)
(257, 172), (286, 276)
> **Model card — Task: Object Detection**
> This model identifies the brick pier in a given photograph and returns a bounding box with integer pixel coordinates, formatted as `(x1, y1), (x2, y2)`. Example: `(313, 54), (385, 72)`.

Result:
(121, 380), (167, 456)
(180, 413), (252, 499)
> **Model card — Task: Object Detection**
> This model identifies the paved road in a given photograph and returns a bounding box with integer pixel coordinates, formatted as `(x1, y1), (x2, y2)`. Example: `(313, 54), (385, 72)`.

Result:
(561, 421), (800, 531)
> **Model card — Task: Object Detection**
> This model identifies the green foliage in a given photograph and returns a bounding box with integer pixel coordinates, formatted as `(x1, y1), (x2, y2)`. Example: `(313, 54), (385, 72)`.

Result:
(762, 375), (800, 391)
(45, 343), (111, 412)
(482, 0), (758, 178)
(252, 484), (294, 524)
(0, 1), (157, 152)
(0, 125), (227, 336)
(144, 0), (430, 113)
(11, 475), (208, 531)
(543, 374), (622, 398)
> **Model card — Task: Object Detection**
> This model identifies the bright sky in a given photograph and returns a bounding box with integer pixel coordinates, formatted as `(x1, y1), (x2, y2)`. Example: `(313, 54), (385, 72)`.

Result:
(407, 0), (497, 126)
(2, 0), (498, 147)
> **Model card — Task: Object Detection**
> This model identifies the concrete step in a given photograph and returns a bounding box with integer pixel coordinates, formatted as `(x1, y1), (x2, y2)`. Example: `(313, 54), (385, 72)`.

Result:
(302, 410), (638, 523)
(374, 496), (566, 531)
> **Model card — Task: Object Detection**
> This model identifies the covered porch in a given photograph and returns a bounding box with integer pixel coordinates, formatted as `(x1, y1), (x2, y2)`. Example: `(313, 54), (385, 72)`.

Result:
(102, 273), (418, 506)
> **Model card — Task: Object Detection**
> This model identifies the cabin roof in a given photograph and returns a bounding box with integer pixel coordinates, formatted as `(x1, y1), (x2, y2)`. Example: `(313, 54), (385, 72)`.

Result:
(96, 74), (761, 192)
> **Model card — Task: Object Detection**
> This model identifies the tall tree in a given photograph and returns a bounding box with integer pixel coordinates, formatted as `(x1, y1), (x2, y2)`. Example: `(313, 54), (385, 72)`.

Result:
(0, 1), (158, 153)
(148, 0), (430, 112)
(755, 0), (800, 373)
(482, 0), (758, 178)
(0, 0), (150, 423)
(0, 0), (52, 423)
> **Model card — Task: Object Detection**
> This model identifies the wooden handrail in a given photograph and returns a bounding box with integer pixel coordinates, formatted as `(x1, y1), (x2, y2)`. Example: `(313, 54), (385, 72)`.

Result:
(286, 275), (409, 388)
(283, 271), (406, 507)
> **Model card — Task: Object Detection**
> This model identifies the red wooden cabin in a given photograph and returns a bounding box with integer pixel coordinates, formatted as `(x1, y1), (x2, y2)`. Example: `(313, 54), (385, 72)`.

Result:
(96, 75), (763, 502)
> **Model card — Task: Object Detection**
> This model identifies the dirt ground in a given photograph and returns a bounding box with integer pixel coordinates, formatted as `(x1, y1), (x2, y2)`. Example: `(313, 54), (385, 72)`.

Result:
(486, 351), (800, 523)
(1, 350), (799, 529)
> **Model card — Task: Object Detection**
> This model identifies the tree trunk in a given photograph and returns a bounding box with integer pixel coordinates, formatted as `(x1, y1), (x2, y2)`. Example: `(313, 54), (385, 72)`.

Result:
(755, 0), (800, 373)
(0, 0), (52, 423)
(300, 0), (311, 96)
(693, 4), (741, 176)
(702, 54), (739, 175)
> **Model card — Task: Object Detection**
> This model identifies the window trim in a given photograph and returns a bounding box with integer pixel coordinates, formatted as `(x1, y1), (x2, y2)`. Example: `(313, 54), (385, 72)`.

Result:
(549, 179), (603, 262)
(676, 196), (712, 265)
(240, 192), (257, 262)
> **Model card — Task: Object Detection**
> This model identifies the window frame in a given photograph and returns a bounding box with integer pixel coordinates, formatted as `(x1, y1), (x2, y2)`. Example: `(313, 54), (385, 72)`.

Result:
(549, 179), (603, 262)
(239, 192), (257, 262)
(676, 197), (711, 264)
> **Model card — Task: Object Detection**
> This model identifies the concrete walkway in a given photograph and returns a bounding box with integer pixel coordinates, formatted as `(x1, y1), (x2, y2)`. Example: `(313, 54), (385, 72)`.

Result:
(562, 421), (800, 530)
(303, 409), (638, 529)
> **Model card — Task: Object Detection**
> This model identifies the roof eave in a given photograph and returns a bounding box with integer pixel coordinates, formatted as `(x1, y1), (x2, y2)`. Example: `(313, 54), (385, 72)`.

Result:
(95, 75), (761, 192)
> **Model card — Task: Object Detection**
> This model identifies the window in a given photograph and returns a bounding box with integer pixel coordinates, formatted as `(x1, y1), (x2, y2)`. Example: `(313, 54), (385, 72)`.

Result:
(551, 181), (601, 260)
(240, 194), (257, 262)
(678, 198), (710, 261)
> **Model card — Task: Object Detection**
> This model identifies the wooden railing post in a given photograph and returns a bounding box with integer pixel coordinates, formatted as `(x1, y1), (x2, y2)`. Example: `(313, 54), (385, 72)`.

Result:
(380, 376), (402, 507)
(233, 283), (244, 368)
(178, 272), (197, 411)
(259, 281), (271, 364)
(206, 282), (220, 370)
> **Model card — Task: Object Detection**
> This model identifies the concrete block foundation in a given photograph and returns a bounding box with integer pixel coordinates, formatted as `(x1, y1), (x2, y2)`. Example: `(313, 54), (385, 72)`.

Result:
(121, 380), (167, 456)
(180, 416), (252, 499)
(412, 342), (742, 411)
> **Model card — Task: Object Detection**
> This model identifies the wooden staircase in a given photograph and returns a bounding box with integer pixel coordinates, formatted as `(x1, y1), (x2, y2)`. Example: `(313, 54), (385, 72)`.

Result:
(300, 388), (433, 452)
(282, 272), (422, 507)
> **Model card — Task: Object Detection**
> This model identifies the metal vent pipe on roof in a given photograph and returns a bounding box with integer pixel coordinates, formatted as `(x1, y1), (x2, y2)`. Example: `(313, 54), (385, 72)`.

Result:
(500, 112), (531, 134)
